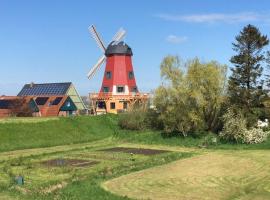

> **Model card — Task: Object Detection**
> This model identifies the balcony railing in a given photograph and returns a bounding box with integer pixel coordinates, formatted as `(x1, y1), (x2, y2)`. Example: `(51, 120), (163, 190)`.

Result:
(89, 92), (149, 99)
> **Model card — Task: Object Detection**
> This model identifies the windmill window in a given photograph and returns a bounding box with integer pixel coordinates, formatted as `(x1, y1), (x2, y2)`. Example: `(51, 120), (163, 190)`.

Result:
(128, 71), (134, 79)
(97, 101), (106, 109)
(117, 86), (125, 93)
(103, 87), (109, 93)
(110, 102), (115, 109)
(132, 87), (138, 93)
(123, 102), (128, 109)
(106, 71), (112, 79)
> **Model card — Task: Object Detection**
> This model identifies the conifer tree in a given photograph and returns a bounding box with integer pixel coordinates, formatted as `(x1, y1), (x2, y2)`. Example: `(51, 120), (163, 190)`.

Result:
(228, 24), (269, 110)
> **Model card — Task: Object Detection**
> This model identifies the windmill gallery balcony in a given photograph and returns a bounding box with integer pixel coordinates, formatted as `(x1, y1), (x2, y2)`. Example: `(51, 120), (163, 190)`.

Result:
(89, 92), (149, 114)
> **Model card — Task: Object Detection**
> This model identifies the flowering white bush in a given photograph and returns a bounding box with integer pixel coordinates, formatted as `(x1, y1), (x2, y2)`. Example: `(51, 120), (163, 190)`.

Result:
(219, 109), (247, 143)
(243, 128), (270, 144)
(220, 108), (270, 144)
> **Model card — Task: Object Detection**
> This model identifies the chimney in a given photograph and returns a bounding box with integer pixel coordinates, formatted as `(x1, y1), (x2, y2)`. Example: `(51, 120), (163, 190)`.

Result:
(30, 82), (34, 88)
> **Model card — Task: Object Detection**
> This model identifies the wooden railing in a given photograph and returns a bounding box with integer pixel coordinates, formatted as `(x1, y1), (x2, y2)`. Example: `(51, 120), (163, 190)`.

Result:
(89, 92), (149, 100)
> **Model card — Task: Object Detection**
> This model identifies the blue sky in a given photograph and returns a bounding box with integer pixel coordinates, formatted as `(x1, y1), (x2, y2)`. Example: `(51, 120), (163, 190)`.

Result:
(1, 0), (270, 95)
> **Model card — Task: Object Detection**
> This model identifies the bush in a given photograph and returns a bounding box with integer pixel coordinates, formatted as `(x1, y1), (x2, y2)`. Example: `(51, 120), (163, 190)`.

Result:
(118, 102), (164, 131)
(200, 133), (219, 147)
(145, 109), (163, 130)
(243, 128), (270, 144)
(118, 107), (147, 130)
(220, 108), (270, 144)
(220, 108), (247, 143)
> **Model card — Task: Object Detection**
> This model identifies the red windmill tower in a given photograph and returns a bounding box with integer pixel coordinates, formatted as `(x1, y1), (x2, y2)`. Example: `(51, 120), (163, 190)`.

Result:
(87, 25), (148, 114)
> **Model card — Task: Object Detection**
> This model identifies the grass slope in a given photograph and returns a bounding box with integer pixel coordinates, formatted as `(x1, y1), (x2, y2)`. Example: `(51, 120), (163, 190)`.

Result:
(0, 115), (269, 153)
(0, 115), (117, 152)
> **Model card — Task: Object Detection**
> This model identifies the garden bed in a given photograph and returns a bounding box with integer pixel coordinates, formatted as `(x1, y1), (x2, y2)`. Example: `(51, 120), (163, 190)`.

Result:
(100, 147), (170, 155)
(41, 159), (99, 167)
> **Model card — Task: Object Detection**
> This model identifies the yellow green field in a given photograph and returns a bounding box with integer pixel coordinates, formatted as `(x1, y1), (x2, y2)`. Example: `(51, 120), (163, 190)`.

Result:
(103, 150), (270, 200)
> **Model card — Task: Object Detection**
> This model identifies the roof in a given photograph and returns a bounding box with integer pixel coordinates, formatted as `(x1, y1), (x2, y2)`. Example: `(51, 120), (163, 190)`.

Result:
(0, 96), (26, 109)
(0, 100), (12, 109)
(0, 96), (20, 109)
(18, 82), (72, 96)
(0, 96), (38, 112)
(31, 95), (77, 116)
(105, 41), (133, 57)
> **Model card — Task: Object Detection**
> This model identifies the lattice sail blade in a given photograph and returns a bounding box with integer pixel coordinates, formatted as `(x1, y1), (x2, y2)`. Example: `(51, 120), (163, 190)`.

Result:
(112, 28), (126, 43)
(88, 25), (106, 52)
(87, 55), (106, 79)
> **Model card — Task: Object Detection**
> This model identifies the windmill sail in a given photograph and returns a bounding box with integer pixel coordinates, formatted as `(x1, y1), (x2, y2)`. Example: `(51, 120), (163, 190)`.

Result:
(87, 55), (106, 79)
(87, 25), (126, 80)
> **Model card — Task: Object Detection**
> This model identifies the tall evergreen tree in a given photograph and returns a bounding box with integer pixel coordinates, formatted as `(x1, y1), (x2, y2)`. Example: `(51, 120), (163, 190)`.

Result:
(265, 51), (270, 88)
(228, 24), (269, 110)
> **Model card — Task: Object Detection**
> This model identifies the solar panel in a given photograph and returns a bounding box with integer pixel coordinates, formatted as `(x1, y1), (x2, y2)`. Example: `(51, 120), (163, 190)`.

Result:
(35, 97), (49, 105)
(18, 83), (71, 96)
(0, 100), (11, 109)
(51, 97), (63, 105)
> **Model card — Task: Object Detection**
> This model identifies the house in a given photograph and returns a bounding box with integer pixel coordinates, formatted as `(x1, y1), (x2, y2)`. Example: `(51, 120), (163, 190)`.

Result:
(0, 96), (39, 117)
(0, 95), (77, 117)
(32, 95), (77, 117)
(18, 82), (87, 113)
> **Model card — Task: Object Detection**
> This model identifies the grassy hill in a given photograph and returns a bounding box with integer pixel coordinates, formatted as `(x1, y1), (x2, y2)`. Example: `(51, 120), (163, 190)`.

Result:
(1, 115), (270, 153)
(0, 115), (118, 152)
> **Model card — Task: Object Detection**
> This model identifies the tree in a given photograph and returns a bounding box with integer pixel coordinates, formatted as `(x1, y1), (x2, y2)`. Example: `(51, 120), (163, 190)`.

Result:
(186, 59), (227, 131)
(228, 24), (269, 110)
(154, 56), (227, 136)
(265, 51), (270, 88)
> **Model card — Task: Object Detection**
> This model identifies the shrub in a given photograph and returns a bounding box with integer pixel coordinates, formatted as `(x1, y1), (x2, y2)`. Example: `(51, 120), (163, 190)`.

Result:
(145, 109), (163, 130)
(220, 108), (270, 144)
(118, 102), (164, 131)
(118, 107), (147, 130)
(243, 128), (270, 144)
(201, 134), (219, 146)
(220, 108), (247, 143)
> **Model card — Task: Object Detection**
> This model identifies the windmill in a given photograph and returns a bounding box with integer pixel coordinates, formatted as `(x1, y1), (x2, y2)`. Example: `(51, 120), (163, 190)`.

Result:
(87, 25), (126, 79)
(87, 25), (147, 114)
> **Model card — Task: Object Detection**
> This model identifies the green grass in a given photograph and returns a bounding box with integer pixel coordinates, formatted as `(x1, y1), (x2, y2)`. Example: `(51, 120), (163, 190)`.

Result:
(0, 115), (270, 199)
(0, 115), (118, 152)
(0, 141), (192, 200)
(115, 129), (270, 150)
(0, 115), (269, 153)
(0, 117), (59, 124)
(103, 150), (270, 200)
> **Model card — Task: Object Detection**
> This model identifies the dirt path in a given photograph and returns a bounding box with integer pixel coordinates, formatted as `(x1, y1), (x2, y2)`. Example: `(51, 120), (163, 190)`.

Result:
(103, 150), (270, 200)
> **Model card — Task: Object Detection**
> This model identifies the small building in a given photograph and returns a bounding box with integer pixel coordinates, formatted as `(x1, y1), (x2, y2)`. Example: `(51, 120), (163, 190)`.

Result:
(0, 95), (77, 117)
(32, 95), (77, 117)
(0, 96), (39, 118)
(18, 82), (87, 113)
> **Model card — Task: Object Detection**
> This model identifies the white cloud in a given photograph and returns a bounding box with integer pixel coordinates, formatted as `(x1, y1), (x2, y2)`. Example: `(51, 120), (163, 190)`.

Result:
(156, 12), (270, 24)
(166, 35), (188, 44)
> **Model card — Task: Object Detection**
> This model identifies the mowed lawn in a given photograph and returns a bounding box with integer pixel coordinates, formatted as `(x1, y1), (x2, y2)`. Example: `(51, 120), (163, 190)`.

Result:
(103, 150), (270, 200)
(1, 116), (270, 199)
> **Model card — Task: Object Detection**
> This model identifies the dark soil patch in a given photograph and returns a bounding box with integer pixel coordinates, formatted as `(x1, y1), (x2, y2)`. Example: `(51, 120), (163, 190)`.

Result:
(41, 159), (99, 167)
(100, 147), (170, 155)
